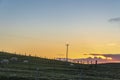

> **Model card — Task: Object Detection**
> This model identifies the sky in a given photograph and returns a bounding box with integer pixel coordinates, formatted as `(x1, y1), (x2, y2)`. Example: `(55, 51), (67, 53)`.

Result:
(1, 0), (120, 59)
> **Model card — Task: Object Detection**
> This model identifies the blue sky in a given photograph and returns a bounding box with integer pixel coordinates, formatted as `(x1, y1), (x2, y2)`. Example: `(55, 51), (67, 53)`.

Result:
(0, 0), (120, 58)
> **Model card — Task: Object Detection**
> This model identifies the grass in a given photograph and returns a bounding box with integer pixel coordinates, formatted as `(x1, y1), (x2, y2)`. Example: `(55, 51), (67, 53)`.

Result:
(0, 51), (120, 80)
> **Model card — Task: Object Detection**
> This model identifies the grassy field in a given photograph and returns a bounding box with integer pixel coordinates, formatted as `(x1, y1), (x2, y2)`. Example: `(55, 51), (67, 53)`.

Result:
(0, 51), (120, 80)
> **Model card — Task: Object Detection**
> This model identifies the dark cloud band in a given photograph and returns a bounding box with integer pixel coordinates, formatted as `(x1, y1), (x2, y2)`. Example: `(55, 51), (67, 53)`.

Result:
(109, 17), (120, 22)
(89, 54), (120, 60)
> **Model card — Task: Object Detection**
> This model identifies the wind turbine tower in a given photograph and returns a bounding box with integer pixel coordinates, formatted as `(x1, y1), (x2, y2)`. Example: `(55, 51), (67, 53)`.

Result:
(66, 43), (69, 62)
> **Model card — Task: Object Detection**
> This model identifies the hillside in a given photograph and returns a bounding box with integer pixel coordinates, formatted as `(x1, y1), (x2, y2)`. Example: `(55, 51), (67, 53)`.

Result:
(0, 51), (120, 80)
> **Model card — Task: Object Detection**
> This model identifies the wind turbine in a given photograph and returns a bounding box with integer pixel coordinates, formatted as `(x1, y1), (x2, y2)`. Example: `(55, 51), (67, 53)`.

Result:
(66, 43), (69, 62)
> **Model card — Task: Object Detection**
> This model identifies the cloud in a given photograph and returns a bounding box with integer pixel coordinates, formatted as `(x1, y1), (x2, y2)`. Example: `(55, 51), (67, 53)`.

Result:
(109, 17), (120, 22)
(57, 54), (120, 64)
(102, 54), (120, 60)
(90, 54), (120, 61)
(81, 53), (120, 63)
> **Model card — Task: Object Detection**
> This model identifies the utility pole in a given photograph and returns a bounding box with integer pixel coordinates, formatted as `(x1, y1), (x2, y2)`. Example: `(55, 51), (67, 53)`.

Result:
(66, 43), (69, 62)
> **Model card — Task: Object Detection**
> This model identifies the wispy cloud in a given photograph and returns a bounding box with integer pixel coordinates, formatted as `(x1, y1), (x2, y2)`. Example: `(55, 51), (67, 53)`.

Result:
(109, 17), (120, 22)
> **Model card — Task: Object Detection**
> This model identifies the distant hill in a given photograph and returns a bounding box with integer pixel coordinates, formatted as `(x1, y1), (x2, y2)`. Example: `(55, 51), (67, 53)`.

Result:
(0, 51), (120, 80)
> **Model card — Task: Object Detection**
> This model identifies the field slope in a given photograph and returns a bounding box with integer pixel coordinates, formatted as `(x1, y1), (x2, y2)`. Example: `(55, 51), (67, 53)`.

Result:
(0, 51), (120, 80)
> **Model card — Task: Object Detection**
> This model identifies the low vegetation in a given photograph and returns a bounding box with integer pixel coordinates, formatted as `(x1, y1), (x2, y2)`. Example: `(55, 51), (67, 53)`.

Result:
(0, 51), (120, 80)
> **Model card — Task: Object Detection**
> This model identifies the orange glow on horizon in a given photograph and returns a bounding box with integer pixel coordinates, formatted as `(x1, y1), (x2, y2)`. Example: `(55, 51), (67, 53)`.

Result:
(1, 39), (120, 59)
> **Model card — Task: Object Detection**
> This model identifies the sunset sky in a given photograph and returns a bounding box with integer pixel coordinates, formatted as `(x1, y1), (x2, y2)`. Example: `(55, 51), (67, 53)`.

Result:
(0, 0), (120, 59)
